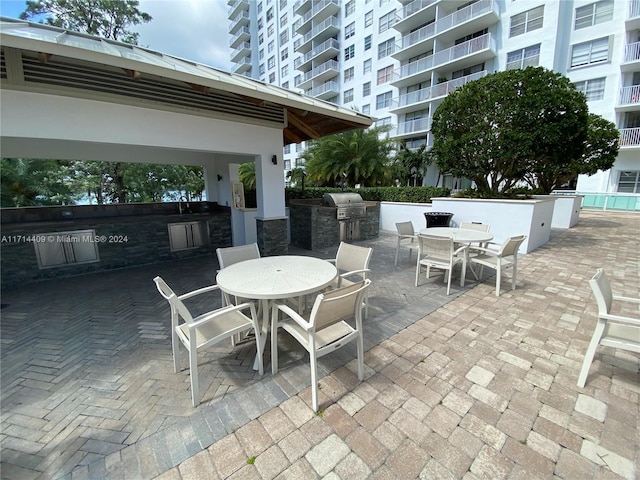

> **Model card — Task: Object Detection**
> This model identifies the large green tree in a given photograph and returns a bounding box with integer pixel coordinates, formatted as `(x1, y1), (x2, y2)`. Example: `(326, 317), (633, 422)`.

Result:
(430, 67), (591, 196)
(302, 126), (395, 187)
(20, 0), (152, 44)
(392, 143), (433, 186)
(1, 158), (78, 207)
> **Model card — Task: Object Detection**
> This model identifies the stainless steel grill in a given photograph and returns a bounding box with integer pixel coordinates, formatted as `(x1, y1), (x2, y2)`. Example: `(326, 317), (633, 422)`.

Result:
(322, 193), (367, 219)
(322, 193), (367, 241)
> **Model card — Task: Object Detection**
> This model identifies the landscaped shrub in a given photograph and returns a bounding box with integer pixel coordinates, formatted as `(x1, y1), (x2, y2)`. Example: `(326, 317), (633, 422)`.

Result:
(285, 186), (450, 203)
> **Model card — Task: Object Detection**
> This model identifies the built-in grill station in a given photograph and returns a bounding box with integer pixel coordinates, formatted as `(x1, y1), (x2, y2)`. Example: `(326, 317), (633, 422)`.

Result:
(322, 192), (367, 241)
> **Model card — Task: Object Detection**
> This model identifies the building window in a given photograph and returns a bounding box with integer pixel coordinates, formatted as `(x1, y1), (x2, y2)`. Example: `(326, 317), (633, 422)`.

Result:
(618, 171), (640, 192)
(362, 104), (370, 115)
(575, 0), (614, 30)
(506, 44), (540, 70)
(364, 10), (373, 28)
(266, 7), (273, 21)
(363, 81), (371, 96)
(280, 13), (287, 28)
(574, 77), (606, 101)
(345, 45), (355, 61)
(258, 33), (264, 45)
(344, 88), (354, 103)
(281, 65), (288, 77)
(452, 62), (485, 79)
(376, 91), (392, 109)
(267, 23), (274, 36)
(377, 65), (393, 85)
(284, 144), (291, 154)
(258, 18), (263, 30)
(284, 159), (291, 170)
(260, 64), (265, 75)
(510, 6), (544, 37)
(282, 81), (289, 89)
(280, 0), (287, 9)
(258, 2), (263, 14)
(268, 56), (275, 69)
(344, 66), (354, 82)
(269, 72), (275, 83)
(281, 48), (288, 61)
(259, 49), (264, 60)
(378, 38), (395, 59)
(280, 29), (289, 44)
(268, 40), (274, 53)
(363, 58), (372, 74)
(571, 37), (609, 68)
(364, 35), (372, 51)
(345, 0), (355, 16)
(379, 10), (396, 33)
(345, 22), (355, 39)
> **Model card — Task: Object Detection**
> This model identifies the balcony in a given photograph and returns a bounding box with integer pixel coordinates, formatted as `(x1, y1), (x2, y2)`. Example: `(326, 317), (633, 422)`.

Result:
(395, 116), (432, 138)
(294, 37), (340, 72)
(229, 10), (250, 34)
(306, 80), (340, 100)
(391, 55), (434, 87)
(233, 56), (252, 74)
(621, 41), (640, 72)
(395, 0), (439, 32)
(431, 70), (487, 100)
(295, 59), (339, 89)
(619, 127), (640, 147)
(293, 0), (340, 35)
(229, 26), (251, 48)
(294, 16), (340, 54)
(390, 88), (432, 114)
(627, 0), (640, 29)
(231, 41), (251, 63)
(617, 85), (640, 111)
(293, 0), (312, 15)
(433, 33), (495, 71)
(228, 0), (249, 20)
(394, 0), (498, 61)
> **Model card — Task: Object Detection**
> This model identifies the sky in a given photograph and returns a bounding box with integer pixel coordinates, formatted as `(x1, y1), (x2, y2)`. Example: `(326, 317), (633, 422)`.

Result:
(0, 0), (233, 71)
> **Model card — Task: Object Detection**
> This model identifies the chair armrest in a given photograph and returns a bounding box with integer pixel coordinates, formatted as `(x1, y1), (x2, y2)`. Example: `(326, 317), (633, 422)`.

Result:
(453, 245), (468, 256)
(326, 258), (337, 266)
(469, 246), (499, 257)
(274, 303), (312, 330)
(189, 301), (256, 329)
(601, 312), (640, 326)
(339, 268), (371, 279)
(178, 284), (220, 301)
(613, 295), (640, 305)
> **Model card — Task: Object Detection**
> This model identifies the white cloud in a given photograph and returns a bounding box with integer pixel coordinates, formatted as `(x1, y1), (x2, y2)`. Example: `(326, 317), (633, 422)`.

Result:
(136, 0), (232, 71)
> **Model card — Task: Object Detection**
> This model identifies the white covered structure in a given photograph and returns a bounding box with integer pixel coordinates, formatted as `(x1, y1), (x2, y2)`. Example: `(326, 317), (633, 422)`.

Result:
(0, 18), (372, 253)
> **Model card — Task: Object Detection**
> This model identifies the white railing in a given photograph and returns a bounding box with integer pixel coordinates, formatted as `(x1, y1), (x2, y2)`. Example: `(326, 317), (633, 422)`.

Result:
(228, 10), (249, 32)
(619, 127), (640, 146)
(302, 16), (339, 44)
(396, 117), (431, 135)
(395, 55), (434, 80)
(399, 0), (497, 50)
(431, 71), (487, 98)
(552, 191), (640, 212)
(231, 41), (251, 59)
(307, 80), (339, 97)
(229, 26), (250, 47)
(629, 0), (640, 19)
(624, 41), (640, 63)
(399, 0), (439, 20)
(301, 59), (339, 83)
(618, 85), (640, 105)
(393, 88), (432, 109)
(433, 33), (493, 68)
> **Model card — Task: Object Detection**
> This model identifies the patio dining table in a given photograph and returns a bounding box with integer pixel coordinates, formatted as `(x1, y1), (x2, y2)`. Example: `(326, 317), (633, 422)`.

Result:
(418, 227), (493, 244)
(216, 255), (338, 369)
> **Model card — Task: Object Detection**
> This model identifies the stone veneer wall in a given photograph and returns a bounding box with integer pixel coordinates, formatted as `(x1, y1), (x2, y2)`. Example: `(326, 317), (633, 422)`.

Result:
(288, 200), (380, 251)
(0, 213), (231, 289)
(256, 218), (288, 256)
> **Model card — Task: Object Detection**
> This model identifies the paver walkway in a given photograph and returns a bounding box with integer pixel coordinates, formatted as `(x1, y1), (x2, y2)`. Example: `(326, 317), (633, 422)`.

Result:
(1, 210), (638, 479)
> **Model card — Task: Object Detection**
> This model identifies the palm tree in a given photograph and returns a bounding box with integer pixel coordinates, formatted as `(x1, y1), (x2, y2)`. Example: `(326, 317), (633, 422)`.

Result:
(302, 126), (395, 187)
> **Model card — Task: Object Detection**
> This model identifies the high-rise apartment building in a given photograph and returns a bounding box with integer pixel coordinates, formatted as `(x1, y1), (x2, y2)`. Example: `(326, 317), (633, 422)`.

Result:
(228, 0), (640, 194)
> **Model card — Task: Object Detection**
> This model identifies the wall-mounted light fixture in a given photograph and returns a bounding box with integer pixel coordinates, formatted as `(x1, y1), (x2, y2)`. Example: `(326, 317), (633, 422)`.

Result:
(217, 174), (223, 181)
(271, 155), (278, 165)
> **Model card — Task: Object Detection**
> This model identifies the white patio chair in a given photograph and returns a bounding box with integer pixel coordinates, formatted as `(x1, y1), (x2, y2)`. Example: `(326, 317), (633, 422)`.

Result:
(460, 222), (491, 248)
(271, 279), (371, 412)
(415, 234), (467, 295)
(327, 242), (373, 319)
(469, 235), (526, 297)
(577, 268), (640, 388)
(395, 221), (417, 266)
(153, 276), (263, 407)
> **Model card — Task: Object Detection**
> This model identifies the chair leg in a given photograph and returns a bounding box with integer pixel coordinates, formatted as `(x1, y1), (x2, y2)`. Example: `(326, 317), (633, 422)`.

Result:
(356, 332), (364, 381)
(460, 260), (466, 287)
(172, 330), (181, 373)
(495, 265), (501, 297)
(395, 239), (400, 266)
(577, 321), (606, 387)
(189, 346), (199, 407)
(310, 351), (319, 412)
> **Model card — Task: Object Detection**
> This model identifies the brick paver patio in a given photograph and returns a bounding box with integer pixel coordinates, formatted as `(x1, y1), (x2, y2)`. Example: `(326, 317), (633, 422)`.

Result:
(1, 210), (638, 479)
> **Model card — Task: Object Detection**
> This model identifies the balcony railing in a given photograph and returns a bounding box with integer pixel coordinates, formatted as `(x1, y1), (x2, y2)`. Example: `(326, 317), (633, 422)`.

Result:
(295, 37), (340, 69)
(433, 33), (493, 68)
(619, 127), (640, 146)
(307, 80), (340, 97)
(629, 0), (640, 19)
(398, 0), (497, 49)
(295, 59), (339, 86)
(618, 85), (640, 105)
(398, 0), (439, 20)
(394, 55), (434, 81)
(293, 0), (339, 32)
(431, 71), (487, 98)
(396, 117), (432, 135)
(624, 41), (640, 63)
(302, 15), (339, 44)
(392, 88), (432, 109)
(229, 10), (250, 33)
(229, 26), (250, 47)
